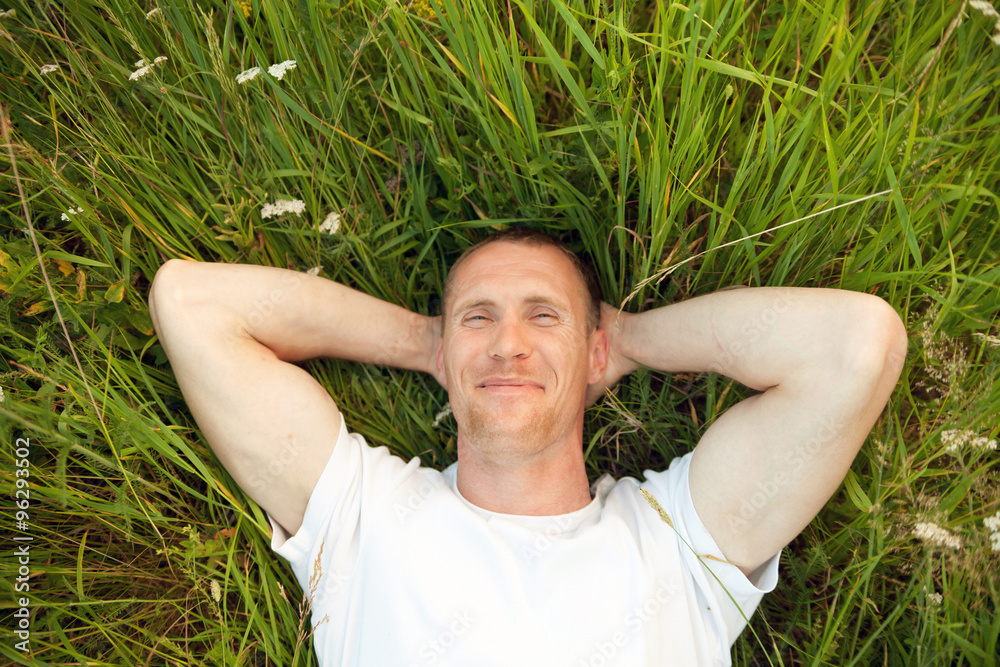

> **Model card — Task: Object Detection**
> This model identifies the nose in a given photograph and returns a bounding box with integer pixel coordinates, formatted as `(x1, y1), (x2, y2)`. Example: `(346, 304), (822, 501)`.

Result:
(487, 313), (532, 360)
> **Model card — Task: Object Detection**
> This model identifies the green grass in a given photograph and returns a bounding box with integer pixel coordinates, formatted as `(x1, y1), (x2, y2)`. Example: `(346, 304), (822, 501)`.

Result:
(1, 0), (999, 663)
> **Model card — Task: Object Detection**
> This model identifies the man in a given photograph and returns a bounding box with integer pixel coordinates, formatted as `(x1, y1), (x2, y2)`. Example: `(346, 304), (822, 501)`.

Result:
(148, 228), (906, 666)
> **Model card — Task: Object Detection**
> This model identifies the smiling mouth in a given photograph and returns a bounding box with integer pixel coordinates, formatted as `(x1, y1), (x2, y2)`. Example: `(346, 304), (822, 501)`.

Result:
(476, 378), (543, 390)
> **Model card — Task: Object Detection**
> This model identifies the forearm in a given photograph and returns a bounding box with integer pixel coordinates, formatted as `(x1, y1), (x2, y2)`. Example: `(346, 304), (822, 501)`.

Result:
(149, 259), (439, 373)
(617, 286), (904, 390)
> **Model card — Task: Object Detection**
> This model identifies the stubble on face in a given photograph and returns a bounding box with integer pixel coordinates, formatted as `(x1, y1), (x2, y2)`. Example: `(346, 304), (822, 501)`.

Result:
(457, 370), (564, 465)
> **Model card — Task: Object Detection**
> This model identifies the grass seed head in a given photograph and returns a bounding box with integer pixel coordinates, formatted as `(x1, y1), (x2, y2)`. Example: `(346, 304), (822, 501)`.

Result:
(640, 488), (673, 527)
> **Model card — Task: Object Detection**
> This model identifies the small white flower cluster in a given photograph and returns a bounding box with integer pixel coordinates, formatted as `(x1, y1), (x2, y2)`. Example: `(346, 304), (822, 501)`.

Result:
(0, 386), (5, 403)
(0, 8), (16, 19)
(40, 63), (60, 75)
(260, 199), (306, 219)
(305, 266), (323, 276)
(926, 591), (943, 605)
(984, 512), (1000, 551)
(970, 0), (1000, 45)
(236, 60), (297, 84)
(61, 206), (84, 221)
(972, 331), (1000, 347)
(145, 7), (161, 19)
(209, 579), (222, 603)
(432, 405), (453, 428)
(236, 66), (261, 84)
(913, 521), (963, 550)
(941, 428), (998, 454)
(268, 60), (297, 80)
(129, 56), (168, 81)
(319, 211), (341, 234)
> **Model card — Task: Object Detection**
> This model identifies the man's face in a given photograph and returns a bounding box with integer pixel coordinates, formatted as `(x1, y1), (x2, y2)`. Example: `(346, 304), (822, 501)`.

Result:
(436, 242), (607, 461)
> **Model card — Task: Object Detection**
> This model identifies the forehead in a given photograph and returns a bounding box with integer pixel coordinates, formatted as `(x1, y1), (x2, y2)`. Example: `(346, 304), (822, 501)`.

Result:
(448, 242), (585, 311)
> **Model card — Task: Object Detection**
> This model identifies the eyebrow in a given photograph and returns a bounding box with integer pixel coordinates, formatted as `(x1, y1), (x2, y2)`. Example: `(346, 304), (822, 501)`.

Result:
(453, 295), (567, 315)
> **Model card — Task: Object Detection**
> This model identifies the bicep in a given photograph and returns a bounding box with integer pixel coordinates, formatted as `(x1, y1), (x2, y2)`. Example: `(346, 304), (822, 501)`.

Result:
(688, 324), (905, 575)
(155, 307), (341, 536)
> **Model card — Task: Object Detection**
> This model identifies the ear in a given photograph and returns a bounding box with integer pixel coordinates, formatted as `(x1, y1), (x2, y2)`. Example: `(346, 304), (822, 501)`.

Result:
(435, 338), (448, 390)
(588, 327), (609, 384)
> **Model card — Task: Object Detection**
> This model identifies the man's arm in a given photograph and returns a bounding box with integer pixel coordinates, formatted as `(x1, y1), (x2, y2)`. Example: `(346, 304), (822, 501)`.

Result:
(148, 260), (441, 535)
(596, 287), (906, 576)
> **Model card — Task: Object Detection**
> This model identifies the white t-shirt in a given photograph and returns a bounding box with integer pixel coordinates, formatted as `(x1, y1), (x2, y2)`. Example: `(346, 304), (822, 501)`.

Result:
(270, 419), (780, 666)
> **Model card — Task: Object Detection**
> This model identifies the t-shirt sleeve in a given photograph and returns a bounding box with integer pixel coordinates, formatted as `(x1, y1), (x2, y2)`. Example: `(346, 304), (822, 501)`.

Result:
(641, 452), (780, 648)
(266, 417), (421, 593)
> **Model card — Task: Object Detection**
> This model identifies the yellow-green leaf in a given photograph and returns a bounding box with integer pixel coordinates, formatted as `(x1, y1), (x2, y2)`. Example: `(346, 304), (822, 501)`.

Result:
(21, 301), (50, 317)
(104, 278), (126, 303)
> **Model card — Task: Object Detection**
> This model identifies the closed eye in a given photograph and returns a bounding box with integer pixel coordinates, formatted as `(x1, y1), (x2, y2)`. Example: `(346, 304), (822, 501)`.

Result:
(463, 314), (492, 326)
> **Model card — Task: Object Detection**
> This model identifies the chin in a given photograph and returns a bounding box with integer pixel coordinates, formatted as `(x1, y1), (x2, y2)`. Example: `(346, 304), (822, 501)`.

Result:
(458, 408), (563, 461)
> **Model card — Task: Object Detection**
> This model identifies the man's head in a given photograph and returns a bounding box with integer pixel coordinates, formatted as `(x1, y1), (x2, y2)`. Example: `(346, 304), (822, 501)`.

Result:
(442, 228), (602, 333)
(435, 229), (608, 464)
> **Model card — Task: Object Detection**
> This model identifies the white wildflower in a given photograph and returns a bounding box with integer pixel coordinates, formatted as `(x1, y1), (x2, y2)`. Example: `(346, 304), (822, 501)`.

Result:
(39, 64), (60, 75)
(913, 521), (963, 550)
(985, 512), (1000, 552)
(940, 429), (971, 452)
(319, 211), (341, 234)
(970, 0), (1000, 20)
(268, 59), (297, 80)
(61, 206), (84, 221)
(941, 429), (997, 454)
(971, 436), (999, 450)
(129, 56), (167, 80)
(0, 9), (16, 19)
(970, 0), (1000, 46)
(432, 405), (453, 428)
(306, 266), (323, 276)
(210, 579), (221, 603)
(926, 592), (943, 605)
(260, 199), (306, 219)
(129, 65), (153, 81)
(972, 332), (1000, 347)
(0, 386), (5, 403)
(145, 7), (161, 19)
(236, 66), (261, 84)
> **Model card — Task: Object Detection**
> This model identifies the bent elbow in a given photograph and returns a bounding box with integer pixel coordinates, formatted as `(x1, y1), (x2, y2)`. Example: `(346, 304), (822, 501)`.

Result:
(882, 304), (908, 379)
(844, 296), (907, 383)
(148, 259), (200, 334)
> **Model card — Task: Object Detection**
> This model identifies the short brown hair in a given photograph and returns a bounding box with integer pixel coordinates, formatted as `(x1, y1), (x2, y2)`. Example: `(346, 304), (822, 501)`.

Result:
(442, 228), (602, 331)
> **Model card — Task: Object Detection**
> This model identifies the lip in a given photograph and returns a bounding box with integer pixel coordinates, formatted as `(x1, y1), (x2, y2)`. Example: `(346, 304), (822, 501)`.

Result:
(476, 377), (544, 390)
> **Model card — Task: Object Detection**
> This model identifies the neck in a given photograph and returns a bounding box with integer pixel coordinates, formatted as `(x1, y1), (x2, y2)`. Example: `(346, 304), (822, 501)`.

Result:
(455, 433), (592, 515)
